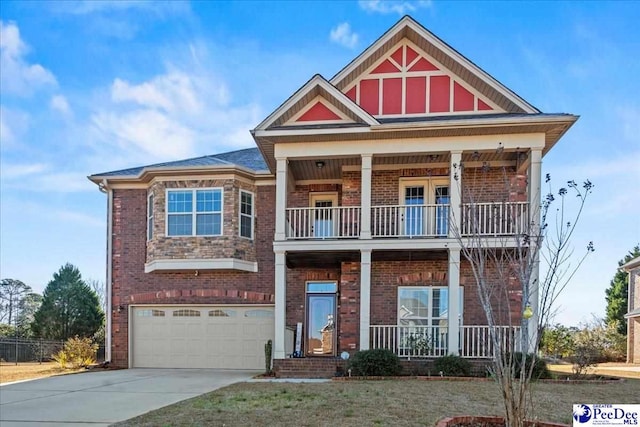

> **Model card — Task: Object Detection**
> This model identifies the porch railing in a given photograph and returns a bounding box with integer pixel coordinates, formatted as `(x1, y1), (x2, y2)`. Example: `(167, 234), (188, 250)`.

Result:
(370, 325), (523, 358)
(370, 325), (449, 358)
(460, 325), (523, 358)
(371, 204), (450, 238)
(286, 206), (361, 239)
(461, 202), (528, 236)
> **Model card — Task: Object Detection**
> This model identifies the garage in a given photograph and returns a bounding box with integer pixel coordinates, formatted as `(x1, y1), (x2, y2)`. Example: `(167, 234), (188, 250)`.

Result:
(131, 305), (274, 369)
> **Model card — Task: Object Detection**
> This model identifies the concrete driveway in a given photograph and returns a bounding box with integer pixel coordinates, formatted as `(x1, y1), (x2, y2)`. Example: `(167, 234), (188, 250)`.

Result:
(0, 368), (257, 426)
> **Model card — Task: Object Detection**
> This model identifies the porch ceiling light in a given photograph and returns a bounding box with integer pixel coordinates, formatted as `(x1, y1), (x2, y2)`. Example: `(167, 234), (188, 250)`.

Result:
(315, 161), (325, 169)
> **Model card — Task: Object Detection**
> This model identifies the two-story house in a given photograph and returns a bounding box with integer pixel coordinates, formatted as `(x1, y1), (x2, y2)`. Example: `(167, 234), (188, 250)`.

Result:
(90, 16), (577, 376)
(622, 256), (640, 363)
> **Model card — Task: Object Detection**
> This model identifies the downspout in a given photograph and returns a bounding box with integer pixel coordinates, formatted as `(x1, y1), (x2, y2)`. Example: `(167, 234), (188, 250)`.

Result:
(99, 179), (113, 363)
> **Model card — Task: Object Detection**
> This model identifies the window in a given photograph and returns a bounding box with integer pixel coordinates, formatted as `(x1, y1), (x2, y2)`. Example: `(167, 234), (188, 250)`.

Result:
(173, 309), (201, 317)
(399, 179), (450, 236)
(239, 190), (254, 239)
(136, 309), (165, 317)
(397, 287), (463, 354)
(209, 309), (236, 317)
(166, 189), (222, 236)
(244, 309), (274, 318)
(147, 194), (154, 240)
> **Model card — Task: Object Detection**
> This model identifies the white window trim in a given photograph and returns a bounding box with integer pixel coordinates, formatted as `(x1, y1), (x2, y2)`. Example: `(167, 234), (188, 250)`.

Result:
(147, 193), (154, 241)
(397, 286), (464, 326)
(398, 177), (449, 205)
(165, 187), (224, 237)
(239, 189), (255, 240)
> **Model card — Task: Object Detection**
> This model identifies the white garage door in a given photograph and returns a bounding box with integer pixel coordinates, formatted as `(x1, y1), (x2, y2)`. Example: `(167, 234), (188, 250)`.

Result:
(131, 305), (274, 369)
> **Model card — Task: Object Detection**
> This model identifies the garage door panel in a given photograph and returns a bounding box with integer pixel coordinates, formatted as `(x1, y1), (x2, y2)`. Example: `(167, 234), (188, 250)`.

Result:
(132, 306), (274, 369)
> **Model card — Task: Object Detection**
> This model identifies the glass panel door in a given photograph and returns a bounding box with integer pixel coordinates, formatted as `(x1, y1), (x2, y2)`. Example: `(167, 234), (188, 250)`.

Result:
(310, 194), (337, 238)
(404, 186), (424, 236)
(306, 294), (336, 356)
(435, 186), (450, 236)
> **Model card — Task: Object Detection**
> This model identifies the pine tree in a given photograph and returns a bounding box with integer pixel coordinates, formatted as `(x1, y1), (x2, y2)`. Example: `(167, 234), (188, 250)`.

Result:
(605, 245), (640, 335)
(32, 264), (104, 340)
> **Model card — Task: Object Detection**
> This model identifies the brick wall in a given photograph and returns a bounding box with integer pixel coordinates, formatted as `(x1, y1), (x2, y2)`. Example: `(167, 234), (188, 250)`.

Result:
(288, 183), (342, 208)
(110, 184), (275, 368)
(462, 167), (522, 203)
(629, 268), (640, 363)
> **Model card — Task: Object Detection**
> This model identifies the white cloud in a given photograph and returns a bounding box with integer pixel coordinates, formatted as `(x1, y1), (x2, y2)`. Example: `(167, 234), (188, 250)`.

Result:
(50, 95), (72, 116)
(1, 162), (48, 179)
(330, 23), (359, 49)
(0, 105), (30, 147)
(616, 105), (640, 142)
(0, 21), (57, 96)
(92, 109), (196, 160)
(359, 0), (432, 15)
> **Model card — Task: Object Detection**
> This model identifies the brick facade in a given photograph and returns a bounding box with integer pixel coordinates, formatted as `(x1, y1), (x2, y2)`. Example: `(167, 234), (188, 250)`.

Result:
(628, 267), (640, 363)
(110, 184), (276, 368)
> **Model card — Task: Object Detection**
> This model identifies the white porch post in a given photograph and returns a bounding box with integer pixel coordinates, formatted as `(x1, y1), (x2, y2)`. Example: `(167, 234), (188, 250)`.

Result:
(274, 251), (287, 359)
(360, 154), (373, 239)
(359, 249), (372, 350)
(275, 158), (288, 241)
(449, 151), (462, 237)
(447, 248), (461, 355)
(527, 148), (542, 353)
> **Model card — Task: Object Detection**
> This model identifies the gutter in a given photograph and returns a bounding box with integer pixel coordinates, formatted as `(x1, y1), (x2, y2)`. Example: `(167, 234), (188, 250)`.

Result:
(98, 179), (113, 363)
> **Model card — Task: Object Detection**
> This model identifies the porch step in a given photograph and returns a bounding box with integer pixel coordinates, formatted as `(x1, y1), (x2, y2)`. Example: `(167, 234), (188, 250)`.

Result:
(274, 358), (347, 378)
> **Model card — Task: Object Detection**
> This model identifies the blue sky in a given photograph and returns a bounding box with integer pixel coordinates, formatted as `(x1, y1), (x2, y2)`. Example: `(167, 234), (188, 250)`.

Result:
(1, 1), (638, 326)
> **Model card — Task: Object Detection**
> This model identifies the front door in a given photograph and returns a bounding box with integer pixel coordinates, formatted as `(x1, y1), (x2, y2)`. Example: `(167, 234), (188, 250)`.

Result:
(310, 193), (338, 238)
(305, 282), (337, 356)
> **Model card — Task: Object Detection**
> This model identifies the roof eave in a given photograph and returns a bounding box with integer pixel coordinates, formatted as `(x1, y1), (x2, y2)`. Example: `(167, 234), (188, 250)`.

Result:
(621, 256), (640, 272)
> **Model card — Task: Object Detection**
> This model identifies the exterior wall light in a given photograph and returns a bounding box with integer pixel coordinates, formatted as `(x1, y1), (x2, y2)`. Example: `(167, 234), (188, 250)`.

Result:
(315, 161), (325, 169)
(523, 303), (533, 320)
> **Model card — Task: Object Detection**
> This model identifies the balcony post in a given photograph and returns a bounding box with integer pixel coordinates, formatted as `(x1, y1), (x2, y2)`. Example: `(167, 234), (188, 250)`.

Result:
(526, 148), (542, 352)
(449, 151), (462, 237)
(360, 154), (373, 239)
(275, 158), (288, 241)
(274, 251), (287, 359)
(447, 247), (461, 355)
(359, 249), (372, 350)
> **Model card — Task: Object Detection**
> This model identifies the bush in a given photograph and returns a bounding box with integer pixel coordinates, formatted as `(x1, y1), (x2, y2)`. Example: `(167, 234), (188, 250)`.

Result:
(348, 349), (402, 376)
(52, 336), (98, 369)
(504, 352), (550, 380)
(434, 355), (472, 376)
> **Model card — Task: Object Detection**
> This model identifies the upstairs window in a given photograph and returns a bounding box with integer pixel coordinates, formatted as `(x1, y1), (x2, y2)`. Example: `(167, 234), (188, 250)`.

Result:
(239, 190), (254, 239)
(166, 189), (223, 236)
(147, 194), (154, 240)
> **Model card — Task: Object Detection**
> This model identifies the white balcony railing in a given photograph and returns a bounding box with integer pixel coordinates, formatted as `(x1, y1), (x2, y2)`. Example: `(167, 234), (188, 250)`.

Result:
(370, 324), (523, 359)
(370, 325), (449, 358)
(371, 204), (450, 238)
(461, 202), (529, 236)
(286, 206), (361, 239)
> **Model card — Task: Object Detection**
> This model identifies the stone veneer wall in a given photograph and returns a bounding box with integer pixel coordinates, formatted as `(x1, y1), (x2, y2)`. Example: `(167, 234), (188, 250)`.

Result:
(146, 179), (258, 264)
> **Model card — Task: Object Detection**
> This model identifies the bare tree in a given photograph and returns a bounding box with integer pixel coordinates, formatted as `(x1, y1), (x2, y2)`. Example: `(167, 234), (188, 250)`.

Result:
(0, 279), (32, 326)
(87, 279), (106, 313)
(450, 157), (594, 427)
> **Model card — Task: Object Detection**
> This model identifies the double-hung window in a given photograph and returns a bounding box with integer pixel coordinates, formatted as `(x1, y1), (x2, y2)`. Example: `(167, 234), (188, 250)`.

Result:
(147, 194), (154, 240)
(239, 190), (254, 239)
(166, 189), (223, 236)
(397, 286), (463, 355)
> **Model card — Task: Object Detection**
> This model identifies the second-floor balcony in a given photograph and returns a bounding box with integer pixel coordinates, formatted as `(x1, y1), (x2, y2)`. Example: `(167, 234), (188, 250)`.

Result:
(284, 201), (529, 240)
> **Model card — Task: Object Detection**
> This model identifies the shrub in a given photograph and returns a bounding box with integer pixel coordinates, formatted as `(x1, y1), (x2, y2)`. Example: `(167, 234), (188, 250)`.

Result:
(348, 349), (401, 376)
(264, 339), (273, 375)
(434, 355), (472, 377)
(52, 336), (98, 369)
(504, 352), (550, 380)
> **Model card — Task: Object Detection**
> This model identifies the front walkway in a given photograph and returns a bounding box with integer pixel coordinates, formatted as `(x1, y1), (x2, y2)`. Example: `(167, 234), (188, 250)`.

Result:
(0, 368), (257, 426)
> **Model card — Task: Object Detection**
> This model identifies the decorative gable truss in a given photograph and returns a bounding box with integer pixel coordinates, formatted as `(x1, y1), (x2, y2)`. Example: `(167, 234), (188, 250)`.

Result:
(343, 40), (503, 117)
(285, 96), (353, 125)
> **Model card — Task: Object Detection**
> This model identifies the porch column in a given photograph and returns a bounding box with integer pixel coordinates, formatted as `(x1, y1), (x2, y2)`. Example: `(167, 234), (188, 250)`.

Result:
(275, 158), (288, 241)
(274, 251), (287, 359)
(527, 148), (542, 352)
(449, 151), (462, 237)
(447, 248), (461, 355)
(359, 249), (372, 350)
(360, 154), (373, 239)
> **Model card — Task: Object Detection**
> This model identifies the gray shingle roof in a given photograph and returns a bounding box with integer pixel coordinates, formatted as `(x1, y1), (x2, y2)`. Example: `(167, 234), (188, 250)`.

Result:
(92, 147), (268, 178)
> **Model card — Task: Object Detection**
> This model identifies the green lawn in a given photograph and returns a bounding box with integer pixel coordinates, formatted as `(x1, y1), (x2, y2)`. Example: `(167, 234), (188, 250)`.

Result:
(115, 379), (640, 426)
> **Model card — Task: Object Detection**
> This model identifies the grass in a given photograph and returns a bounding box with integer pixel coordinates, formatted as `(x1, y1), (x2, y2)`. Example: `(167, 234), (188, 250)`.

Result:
(0, 361), (82, 384)
(115, 378), (640, 427)
(548, 362), (640, 379)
